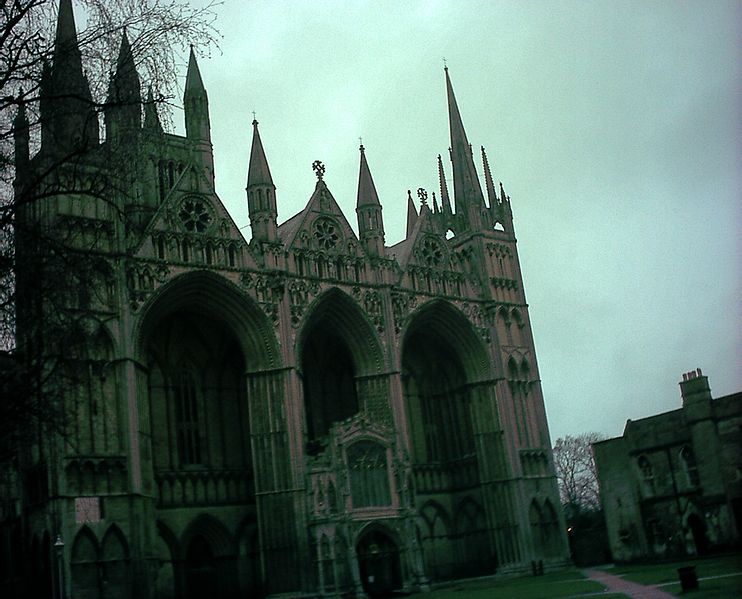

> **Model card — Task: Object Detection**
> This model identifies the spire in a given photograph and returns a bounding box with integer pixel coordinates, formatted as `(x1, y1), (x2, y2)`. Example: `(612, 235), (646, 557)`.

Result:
(184, 46), (210, 141)
(432, 191), (440, 214)
(406, 189), (418, 238)
(53, 0), (83, 76)
(356, 144), (381, 207)
(437, 153), (452, 214)
(14, 93), (29, 175)
(445, 67), (485, 228)
(481, 146), (497, 207)
(143, 86), (163, 132)
(247, 119), (274, 187)
(356, 144), (385, 255)
(185, 46), (206, 94)
(105, 31), (142, 140)
(246, 119), (277, 242)
(43, 0), (98, 153)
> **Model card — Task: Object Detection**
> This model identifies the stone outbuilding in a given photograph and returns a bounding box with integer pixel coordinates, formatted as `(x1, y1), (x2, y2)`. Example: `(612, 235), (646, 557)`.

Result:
(594, 369), (742, 561)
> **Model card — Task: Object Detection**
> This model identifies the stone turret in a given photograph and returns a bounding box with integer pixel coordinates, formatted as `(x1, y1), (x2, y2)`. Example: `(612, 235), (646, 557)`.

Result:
(41, 0), (99, 156)
(246, 119), (278, 243)
(356, 144), (385, 256)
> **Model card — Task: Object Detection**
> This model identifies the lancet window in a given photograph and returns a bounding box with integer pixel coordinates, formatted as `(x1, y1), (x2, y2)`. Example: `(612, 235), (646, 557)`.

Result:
(348, 441), (391, 508)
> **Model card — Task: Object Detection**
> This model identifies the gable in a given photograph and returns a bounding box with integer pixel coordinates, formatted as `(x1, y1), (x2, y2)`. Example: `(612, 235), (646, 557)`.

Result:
(134, 163), (255, 268)
(398, 207), (454, 271)
(282, 180), (360, 256)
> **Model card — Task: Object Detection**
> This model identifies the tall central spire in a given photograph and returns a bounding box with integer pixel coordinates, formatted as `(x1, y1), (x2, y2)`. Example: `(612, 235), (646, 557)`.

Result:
(445, 67), (485, 230)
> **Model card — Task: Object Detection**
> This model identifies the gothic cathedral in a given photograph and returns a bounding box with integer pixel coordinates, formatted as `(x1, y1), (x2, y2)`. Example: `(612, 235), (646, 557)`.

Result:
(6, 1), (569, 597)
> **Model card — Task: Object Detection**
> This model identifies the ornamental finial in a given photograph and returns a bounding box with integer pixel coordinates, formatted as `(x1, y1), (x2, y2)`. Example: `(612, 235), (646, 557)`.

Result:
(312, 160), (325, 181)
(417, 187), (428, 207)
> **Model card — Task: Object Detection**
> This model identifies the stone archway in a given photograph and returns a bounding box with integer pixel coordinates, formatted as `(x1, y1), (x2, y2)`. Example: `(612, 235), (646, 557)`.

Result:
(401, 300), (498, 579)
(297, 288), (387, 450)
(356, 528), (402, 597)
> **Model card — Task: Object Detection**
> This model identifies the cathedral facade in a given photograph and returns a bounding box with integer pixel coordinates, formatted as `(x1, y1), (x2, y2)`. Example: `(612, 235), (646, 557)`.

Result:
(4, 1), (569, 597)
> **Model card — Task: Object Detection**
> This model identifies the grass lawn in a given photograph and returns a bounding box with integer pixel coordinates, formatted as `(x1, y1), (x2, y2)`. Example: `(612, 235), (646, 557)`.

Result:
(408, 568), (617, 599)
(605, 553), (742, 598)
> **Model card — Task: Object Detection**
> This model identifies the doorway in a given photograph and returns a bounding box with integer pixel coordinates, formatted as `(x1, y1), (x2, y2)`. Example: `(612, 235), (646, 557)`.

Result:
(356, 529), (402, 597)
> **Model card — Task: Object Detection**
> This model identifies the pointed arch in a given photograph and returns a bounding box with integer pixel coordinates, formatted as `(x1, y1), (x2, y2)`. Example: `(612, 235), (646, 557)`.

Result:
(71, 526), (100, 599)
(402, 299), (491, 382)
(453, 496), (493, 577)
(100, 524), (131, 598)
(420, 500), (452, 536)
(181, 514), (234, 558)
(296, 287), (384, 376)
(298, 287), (386, 442)
(508, 356), (520, 380)
(520, 358), (531, 382)
(100, 524), (129, 560)
(136, 270), (281, 371)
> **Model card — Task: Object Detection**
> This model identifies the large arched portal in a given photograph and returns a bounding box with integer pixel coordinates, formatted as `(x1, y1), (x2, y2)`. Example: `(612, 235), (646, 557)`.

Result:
(298, 289), (386, 448)
(147, 311), (253, 496)
(302, 330), (358, 442)
(402, 301), (495, 579)
(138, 272), (287, 596)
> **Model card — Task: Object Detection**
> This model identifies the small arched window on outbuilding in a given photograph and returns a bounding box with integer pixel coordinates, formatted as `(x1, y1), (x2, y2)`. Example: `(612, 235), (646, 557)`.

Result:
(680, 445), (700, 487)
(638, 455), (655, 495)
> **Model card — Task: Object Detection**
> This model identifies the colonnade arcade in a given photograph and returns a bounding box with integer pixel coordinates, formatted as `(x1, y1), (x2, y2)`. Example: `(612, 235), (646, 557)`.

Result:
(81, 272), (522, 597)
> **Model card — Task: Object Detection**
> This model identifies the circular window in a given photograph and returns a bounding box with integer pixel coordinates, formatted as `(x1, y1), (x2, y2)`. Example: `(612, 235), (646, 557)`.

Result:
(179, 198), (212, 233)
(313, 217), (340, 250)
(420, 237), (444, 267)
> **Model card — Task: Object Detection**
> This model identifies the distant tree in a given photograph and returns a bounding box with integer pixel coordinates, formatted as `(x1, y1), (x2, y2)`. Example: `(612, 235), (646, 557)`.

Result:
(552, 432), (604, 518)
(0, 0), (220, 451)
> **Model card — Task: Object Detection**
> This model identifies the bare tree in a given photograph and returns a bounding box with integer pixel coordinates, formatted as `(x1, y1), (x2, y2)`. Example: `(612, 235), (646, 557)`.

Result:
(0, 0), (220, 450)
(553, 432), (604, 517)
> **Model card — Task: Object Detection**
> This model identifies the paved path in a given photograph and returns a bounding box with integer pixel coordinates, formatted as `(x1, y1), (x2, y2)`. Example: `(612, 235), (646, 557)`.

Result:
(583, 569), (677, 599)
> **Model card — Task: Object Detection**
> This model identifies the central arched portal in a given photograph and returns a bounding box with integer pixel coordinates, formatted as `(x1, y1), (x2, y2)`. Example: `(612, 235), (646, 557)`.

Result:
(298, 289), (386, 450)
(302, 330), (358, 442)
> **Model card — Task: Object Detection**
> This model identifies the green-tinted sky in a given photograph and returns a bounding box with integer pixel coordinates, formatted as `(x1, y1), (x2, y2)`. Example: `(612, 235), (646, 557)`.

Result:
(181, 0), (740, 442)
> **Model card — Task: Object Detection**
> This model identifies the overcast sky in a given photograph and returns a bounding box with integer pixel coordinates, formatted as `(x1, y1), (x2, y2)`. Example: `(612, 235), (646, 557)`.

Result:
(166, 0), (740, 443)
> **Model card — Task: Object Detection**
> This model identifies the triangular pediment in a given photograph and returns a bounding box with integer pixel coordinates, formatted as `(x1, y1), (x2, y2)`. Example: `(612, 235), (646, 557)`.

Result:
(134, 164), (254, 267)
(395, 206), (453, 271)
(280, 180), (360, 256)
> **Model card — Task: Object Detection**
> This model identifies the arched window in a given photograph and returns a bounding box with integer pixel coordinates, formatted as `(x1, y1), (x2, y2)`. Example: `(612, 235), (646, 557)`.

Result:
(174, 368), (202, 465)
(680, 446), (700, 487)
(348, 441), (391, 508)
(638, 455), (655, 495)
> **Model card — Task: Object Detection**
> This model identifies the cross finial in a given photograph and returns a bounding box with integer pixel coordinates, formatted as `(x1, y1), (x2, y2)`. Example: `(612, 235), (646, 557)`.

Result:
(443, 57), (448, 70)
(417, 187), (428, 207)
(312, 160), (325, 181)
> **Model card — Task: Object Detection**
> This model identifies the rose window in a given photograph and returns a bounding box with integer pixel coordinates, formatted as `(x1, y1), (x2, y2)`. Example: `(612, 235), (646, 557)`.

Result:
(179, 198), (212, 232)
(420, 237), (444, 267)
(313, 218), (340, 250)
